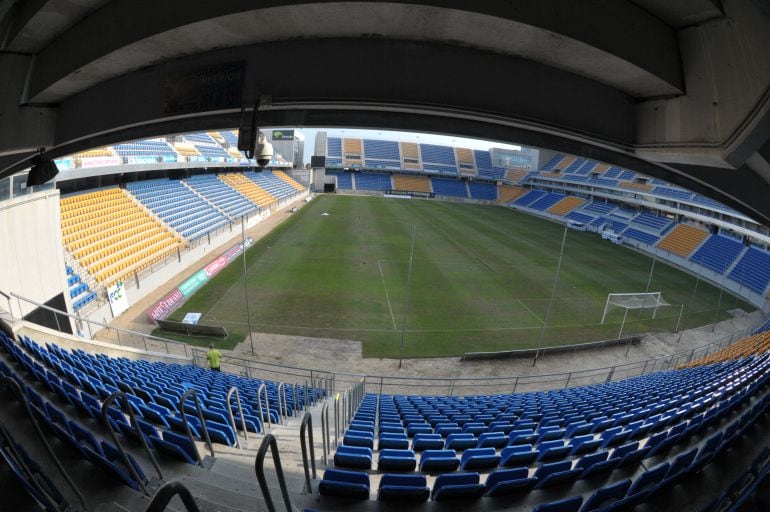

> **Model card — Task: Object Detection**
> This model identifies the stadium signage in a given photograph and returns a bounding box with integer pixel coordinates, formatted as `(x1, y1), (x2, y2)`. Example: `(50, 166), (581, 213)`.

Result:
(179, 270), (209, 297)
(147, 289), (184, 321)
(271, 129), (294, 141)
(107, 280), (129, 317)
(147, 237), (254, 321)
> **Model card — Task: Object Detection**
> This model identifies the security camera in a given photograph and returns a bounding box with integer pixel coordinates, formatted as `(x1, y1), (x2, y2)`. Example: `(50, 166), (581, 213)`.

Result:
(255, 131), (273, 168)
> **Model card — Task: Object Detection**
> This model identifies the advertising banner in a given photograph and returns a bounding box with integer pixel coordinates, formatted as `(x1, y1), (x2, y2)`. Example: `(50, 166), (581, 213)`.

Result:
(179, 270), (209, 298)
(271, 129), (295, 141)
(108, 281), (129, 317)
(147, 289), (184, 321)
(146, 237), (254, 321)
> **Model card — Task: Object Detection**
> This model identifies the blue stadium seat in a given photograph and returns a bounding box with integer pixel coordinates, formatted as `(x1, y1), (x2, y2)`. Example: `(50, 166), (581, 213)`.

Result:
(580, 479), (632, 512)
(500, 444), (538, 466)
(532, 496), (583, 512)
(378, 449), (416, 471)
(377, 474), (429, 502)
(319, 468), (370, 500)
(459, 447), (500, 470)
(534, 460), (581, 489)
(431, 472), (485, 501)
(419, 449), (460, 472)
(334, 445), (372, 470)
(484, 467), (538, 496)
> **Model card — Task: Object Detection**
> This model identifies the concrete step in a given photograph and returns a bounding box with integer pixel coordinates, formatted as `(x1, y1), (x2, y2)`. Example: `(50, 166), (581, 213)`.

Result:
(177, 475), (284, 512)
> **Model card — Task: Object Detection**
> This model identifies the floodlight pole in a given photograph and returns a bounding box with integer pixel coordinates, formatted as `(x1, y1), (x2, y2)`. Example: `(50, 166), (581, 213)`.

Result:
(675, 304), (685, 332)
(645, 258), (656, 292)
(712, 254), (728, 332)
(618, 308), (629, 339)
(534, 226), (568, 366)
(398, 225), (416, 369)
(242, 217), (256, 355)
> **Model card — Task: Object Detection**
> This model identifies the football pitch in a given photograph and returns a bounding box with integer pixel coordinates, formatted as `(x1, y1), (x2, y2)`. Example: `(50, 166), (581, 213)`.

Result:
(167, 195), (752, 358)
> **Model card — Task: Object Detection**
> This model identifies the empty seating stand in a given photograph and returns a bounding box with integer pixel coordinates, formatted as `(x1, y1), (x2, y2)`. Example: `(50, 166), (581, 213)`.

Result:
(362, 139), (401, 170)
(690, 234), (746, 274)
(316, 343), (770, 509)
(184, 175), (257, 219)
(474, 150), (506, 181)
(430, 178), (468, 198)
(127, 180), (229, 240)
(420, 144), (458, 175)
(468, 182), (497, 200)
(513, 189), (548, 207)
(392, 174), (430, 193)
(529, 192), (566, 211)
(657, 224), (709, 258)
(326, 171), (353, 190)
(622, 228), (660, 245)
(631, 212), (673, 233)
(248, 172), (300, 201)
(355, 173), (392, 192)
(60, 188), (183, 286)
(66, 265), (97, 311)
(728, 247), (770, 295)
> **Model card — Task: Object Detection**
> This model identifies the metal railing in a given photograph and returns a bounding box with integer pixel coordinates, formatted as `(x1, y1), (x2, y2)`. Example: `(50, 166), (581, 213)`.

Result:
(298, 412), (316, 494)
(276, 382), (288, 422)
(144, 481), (201, 512)
(0, 376), (88, 511)
(254, 434), (292, 512)
(226, 386), (248, 448)
(256, 383), (272, 431)
(179, 389), (214, 465)
(320, 401), (330, 465)
(100, 392), (159, 495)
(7, 291), (192, 357)
(7, 288), (765, 397)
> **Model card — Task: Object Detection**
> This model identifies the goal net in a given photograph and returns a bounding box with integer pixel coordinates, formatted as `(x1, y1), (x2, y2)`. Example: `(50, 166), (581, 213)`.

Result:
(601, 292), (671, 323)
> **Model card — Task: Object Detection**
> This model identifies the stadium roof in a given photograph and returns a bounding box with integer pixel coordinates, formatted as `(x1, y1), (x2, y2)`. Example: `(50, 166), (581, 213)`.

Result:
(0, 1), (769, 222)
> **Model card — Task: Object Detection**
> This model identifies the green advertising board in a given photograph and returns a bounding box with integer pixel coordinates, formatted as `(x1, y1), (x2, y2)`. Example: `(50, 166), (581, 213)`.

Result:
(271, 129), (294, 141)
(179, 270), (209, 297)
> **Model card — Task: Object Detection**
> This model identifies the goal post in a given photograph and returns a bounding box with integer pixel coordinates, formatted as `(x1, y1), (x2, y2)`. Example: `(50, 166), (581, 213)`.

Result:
(601, 292), (670, 324)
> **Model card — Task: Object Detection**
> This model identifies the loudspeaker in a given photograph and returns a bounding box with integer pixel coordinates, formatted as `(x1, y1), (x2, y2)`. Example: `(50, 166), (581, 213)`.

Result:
(237, 106), (258, 159)
(26, 156), (59, 186)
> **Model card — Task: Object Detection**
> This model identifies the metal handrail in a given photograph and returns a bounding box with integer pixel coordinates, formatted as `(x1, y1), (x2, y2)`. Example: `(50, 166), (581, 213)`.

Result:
(320, 401), (330, 465)
(8, 288), (763, 396)
(293, 383), (299, 417)
(100, 392), (153, 495)
(0, 377), (88, 511)
(256, 383), (272, 431)
(254, 434), (292, 512)
(276, 382), (287, 423)
(226, 387), (248, 448)
(179, 389), (214, 465)
(333, 393), (340, 448)
(144, 481), (201, 512)
(299, 412), (317, 493)
(8, 291), (191, 357)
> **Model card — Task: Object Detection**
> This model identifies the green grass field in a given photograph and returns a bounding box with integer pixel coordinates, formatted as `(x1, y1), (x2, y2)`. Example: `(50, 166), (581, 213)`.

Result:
(167, 195), (752, 358)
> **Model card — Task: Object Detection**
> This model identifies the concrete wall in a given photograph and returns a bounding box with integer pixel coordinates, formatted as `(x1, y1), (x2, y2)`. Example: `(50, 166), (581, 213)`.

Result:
(16, 321), (191, 364)
(0, 190), (71, 321)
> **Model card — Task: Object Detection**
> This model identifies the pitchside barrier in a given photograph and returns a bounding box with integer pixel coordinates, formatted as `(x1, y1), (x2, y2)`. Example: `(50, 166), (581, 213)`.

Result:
(461, 335), (642, 361)
(155, 319), (228, 338)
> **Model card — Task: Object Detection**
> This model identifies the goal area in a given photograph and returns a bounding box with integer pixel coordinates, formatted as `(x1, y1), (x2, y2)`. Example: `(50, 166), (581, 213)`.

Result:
(600, 292), (671, 324)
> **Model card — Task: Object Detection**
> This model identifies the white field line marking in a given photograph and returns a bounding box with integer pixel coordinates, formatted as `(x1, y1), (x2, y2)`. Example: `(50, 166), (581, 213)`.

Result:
(207, 305), (715, 333)
(517, 298), (545, 325)
(378, 260), (398, 331)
